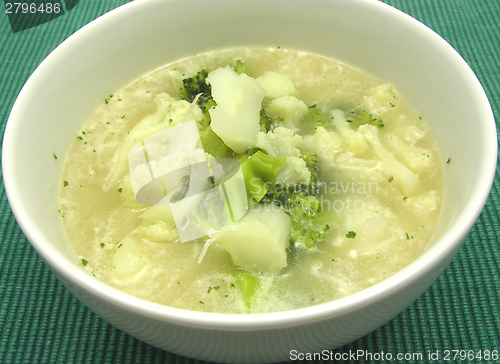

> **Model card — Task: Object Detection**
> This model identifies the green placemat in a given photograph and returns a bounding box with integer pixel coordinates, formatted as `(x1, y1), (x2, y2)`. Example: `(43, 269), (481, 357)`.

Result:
(1, 1), (499, 363)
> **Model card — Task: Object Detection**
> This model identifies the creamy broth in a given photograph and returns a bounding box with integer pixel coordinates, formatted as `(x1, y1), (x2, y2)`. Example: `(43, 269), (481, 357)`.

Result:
(59, 48), (444, 313)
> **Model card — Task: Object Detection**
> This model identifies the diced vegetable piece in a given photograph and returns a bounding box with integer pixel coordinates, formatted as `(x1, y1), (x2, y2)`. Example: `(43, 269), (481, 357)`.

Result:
(235, 273), (260, 310)
(266, 95), (308, 129)
(239, 151), (286, 202)
(212, 204), (291, 271)
(112, 237), (147, 278)
(207, 66), (265, 153)
(256, 71), (297, 100)
(276, 156), (311, 185)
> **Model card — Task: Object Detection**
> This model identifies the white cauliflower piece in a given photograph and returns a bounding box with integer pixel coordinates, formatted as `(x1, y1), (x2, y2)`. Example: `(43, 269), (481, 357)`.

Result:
(134, 222), (179, 243)
(330, 109), (368, 155)
(256, 127), (310, 185)
(384, 135), (433, 174)
(207, 66), (265, 153)
(398, 123), (427, 144)
(266, 95), (308, 130)
(361, 83), (397, 120)
(302, 126), (343, 174)
(256, 71), (297, 100)
(112, 237), (147, 279)
(212, 204), (291, 272)
(255, 126), (302, 158)
(276, 156), (311, 185)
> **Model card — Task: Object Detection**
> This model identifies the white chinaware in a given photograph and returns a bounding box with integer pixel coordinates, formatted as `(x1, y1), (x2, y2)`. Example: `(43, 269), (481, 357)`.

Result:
(2, 0), (496, 362)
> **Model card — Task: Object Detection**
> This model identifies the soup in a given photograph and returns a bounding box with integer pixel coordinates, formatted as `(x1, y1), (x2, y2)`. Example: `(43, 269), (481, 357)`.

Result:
(59, 47), (444, 314)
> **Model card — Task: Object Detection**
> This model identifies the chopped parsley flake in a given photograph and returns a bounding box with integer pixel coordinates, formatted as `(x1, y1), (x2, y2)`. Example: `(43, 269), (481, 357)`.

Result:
(53, 153), (57, 160)
(346, 231), (356, 239)
(388, 176), (394, 183)
(81, 259), (88, 266)
(100, 243), (105, 249)
(63, 181), (69, 187)
(117, 188), (123, 193)
(76, 136), (83, 140)
(447, 157), (451, 164)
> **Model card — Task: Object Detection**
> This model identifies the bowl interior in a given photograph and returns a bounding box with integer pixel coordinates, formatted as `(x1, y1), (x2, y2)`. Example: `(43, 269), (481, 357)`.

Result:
(3, 0), (496, 327)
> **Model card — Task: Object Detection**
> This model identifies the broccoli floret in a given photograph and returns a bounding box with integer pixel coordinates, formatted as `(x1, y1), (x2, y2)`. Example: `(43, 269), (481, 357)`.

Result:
(233, 60), (249, 75)
(346, 109), (384, 127)
(287, 193), (330, 249)
(179, 69), (213, 111)
(259, 108), (274, 133)
(263, 189), (329, 249)
(300, 151), (320, 196)
(261, 152), (328, 249)
(239, 151), (286, 203)
(299, 104), (330, 134)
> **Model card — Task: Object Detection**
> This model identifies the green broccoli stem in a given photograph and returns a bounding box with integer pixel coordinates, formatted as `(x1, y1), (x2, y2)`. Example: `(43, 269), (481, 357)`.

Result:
(234, 273), (260, 310)
(239, 151), (286, 203)
(200, 125), (234, 158)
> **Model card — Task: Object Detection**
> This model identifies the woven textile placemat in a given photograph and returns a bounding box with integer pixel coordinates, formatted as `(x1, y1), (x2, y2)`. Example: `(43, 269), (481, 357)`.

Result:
(1, 1), (499, 363)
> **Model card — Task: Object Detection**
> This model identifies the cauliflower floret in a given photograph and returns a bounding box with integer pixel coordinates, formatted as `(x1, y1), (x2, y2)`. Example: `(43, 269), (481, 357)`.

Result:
(255, 126), (302, 158)
(112, 237), (148, 279)
(256, 127), (310, 185)
(361, 83), (397, 120)
(134, 222), (179, 243)
(266, 95), (308, 130)
(212, 204), (291, 272)
(330, 109), (369, 155)
(207, 66), (265, 153)
(302, 126), (343, 169)
(384, 134), (433, 175)
(256, 71), (297, 100)
(276, 156), (311, 185)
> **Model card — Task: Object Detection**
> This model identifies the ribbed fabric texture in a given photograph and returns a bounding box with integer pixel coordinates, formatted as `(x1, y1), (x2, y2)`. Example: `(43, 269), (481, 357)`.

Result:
(1, 1), (499, 363)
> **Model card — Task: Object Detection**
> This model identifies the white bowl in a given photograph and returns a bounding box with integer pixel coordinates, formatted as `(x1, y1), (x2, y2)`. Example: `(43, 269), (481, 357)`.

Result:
(2, 0), (496, 362)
